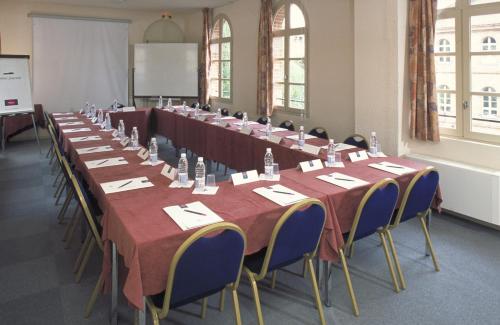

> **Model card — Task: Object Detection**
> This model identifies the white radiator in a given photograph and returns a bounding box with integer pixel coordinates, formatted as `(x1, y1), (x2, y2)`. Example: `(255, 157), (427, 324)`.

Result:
(405, 154), (500, 226)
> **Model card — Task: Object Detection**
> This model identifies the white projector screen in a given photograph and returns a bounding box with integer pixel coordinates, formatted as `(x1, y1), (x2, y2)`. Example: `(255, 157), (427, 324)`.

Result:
(33, 16), (129, 112)
(134, 43), (198, 97)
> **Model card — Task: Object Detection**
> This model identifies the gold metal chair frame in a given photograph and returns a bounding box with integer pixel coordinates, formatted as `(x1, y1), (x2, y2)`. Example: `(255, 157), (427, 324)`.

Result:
(387, 167), (441, 291)
(340, 178), (401, 317)
(145, 222), (247, 325)
(244, 198), (327, 325)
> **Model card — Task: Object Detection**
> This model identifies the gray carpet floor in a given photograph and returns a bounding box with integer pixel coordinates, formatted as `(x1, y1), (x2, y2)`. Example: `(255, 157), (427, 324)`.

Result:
(1, 137), (500, 325)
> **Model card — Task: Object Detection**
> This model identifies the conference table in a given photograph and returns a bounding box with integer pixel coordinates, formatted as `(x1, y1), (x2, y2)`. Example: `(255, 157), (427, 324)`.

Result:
(52, 107), (441, 324)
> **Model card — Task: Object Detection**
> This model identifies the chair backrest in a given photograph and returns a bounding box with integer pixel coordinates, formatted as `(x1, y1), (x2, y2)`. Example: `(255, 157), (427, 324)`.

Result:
(233, 111), (244, 119)
(279, 120), (295, 131)
(190, 103), (198, 108)
(48, 125), (63, 162)
(201, 104), (211, 112)
(221, 108), (229, 116)
(257, 116), (269, 125)
(159, 223), (246, 315)
(345, 179), (399, 246)
(393, 167), (439, 226)
(344, 134), (369, 150)
(256, 199), (326, 278)
(308, 127), (329, 140)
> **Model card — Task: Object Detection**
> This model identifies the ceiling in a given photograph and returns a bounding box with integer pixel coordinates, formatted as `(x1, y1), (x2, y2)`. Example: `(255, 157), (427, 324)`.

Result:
(26, 0), (238, 11)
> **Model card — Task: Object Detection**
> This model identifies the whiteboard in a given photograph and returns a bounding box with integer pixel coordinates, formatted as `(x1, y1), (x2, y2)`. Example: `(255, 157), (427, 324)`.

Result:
(134, 43), (198, 97)
(0, 56), (34, 115)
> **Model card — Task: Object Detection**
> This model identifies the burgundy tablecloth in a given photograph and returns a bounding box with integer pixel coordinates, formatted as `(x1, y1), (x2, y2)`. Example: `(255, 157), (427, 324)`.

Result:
(52, 111), (442, 310)
(3, 104), (44, 140)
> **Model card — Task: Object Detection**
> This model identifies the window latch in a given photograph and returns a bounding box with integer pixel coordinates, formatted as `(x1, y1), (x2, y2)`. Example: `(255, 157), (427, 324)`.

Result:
(463, 100), (469, 110)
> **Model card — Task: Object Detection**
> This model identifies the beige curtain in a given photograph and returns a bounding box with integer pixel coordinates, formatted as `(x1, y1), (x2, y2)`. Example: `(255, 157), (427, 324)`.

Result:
(409, 0), (440, 141)
(200, 8), (211, 105)
(257, 0), (273, 116)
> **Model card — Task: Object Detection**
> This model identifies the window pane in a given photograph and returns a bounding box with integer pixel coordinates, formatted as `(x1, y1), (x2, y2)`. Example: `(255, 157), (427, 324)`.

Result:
(222, 19), (231, 38)
(436, 55), (456, 90)
(289, 84), (305, 109)
(437, 0), (455, 9)
(290, 4), (305, 29)
(470, 0), (500, 5)
(210, 79), (219, 97)
(221, 80), (231, 99)
(210, 61), (219, 79)
(289, 34), (305, 58)
(289, 59), (305, 83)
(471, 94), (500, 136)
(211, 20), (220, 40)
(273, 83), (284, 107)
(273, 5), (286, 31)
(210, 43), (219, 61)
(273, 37), (285, 59)
(470, 13), (500, 52)
(435, 19), (455, 53)
(273, 60), (285, 83)
(221, 61), (231, 79)
(437, 92), (457, 129)
(221, 42), (231, 60)
(470, 55), (500, 92)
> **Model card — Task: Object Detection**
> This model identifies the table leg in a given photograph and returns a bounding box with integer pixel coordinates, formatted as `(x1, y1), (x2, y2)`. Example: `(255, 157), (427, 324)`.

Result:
(135, 297), (146, 325)
(425, 211), (432, 256)
(322, 260), (331, 307)
(31, 113), (42, 154)
(111, 242), (118, 325)
(1, 116), (5, 152)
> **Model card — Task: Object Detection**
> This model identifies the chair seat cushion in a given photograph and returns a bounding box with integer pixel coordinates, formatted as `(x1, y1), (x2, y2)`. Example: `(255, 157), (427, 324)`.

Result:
(150, 286), (224, 309)
(244, 247), (303, 274)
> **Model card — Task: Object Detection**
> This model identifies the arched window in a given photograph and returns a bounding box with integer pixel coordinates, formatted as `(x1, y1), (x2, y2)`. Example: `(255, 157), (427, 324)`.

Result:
(482, 87), (498, 116)
(438, 39), (451, 63)
(272, 1), (307, 113)
(482, 36), (496, 51)
(210, 16), (232, 100)
(438, 85), (451, 113)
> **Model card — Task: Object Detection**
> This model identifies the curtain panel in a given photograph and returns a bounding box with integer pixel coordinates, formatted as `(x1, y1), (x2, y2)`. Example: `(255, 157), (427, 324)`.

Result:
(408, 0), (440, 142)
(200, 8), (211, 105)
(257, 0), (273, 116)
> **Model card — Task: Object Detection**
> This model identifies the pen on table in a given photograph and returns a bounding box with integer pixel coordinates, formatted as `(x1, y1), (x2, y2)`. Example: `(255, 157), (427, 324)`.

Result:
(97, 159), (108, 165)
(118, 180), (133, 188)
(381, 163), (404, 169)
(273, 190), (295, 195)
(330, 176), (354, 182)
(184, 209), (206, 216)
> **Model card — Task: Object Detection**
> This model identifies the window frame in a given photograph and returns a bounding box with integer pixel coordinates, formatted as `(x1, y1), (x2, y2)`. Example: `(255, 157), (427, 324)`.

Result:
(272, 0), (309, 116)
(209, 14), (233, 103)
(437, 0), (500, 143)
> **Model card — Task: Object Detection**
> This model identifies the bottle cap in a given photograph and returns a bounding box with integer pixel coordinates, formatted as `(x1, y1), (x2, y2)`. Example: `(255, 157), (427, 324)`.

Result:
(266, 148), (272, 153)
(133, 126), (137, 130)
(151, 137), (156, 142)
(371, 131), (376, 136)
(300, 125), (304, 131)
(181, 153), (186, 158)
(329, 139), (334, 144)
(119, 119), (123, 123)
(198, 157), (204, 162)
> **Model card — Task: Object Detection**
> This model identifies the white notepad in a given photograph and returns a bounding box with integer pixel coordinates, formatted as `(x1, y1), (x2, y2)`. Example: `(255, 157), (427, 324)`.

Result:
(286, 134), (317, 141)
(58, 122), (84, 126)
(192, 186), (219, 195)
(163, 201), (224, 231)
(321, 143), (358, 152)
(253, 184), (309, 206)
(55, 117), (79, 121)
(368, 161), (416, 176)
(85, 157), (128, 169)
(233, 121), (259, 126)
(316, 172), (369, 190)
(367, 152), (388, 158)
(101, 176), (154, 194)
(62, 128), (91, 133)
(220, 116), (235, 120)
(53, 113), (74, 116)
(69, 136), (102, 143)
(76, 146), (114, 155)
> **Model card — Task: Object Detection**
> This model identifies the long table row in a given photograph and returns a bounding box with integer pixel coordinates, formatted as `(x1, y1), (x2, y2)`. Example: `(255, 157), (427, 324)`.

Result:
(52, 107), (441, 313)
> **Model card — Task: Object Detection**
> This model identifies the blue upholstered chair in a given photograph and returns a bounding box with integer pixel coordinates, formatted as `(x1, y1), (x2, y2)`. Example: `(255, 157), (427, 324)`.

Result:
(233, 111), (244, 120)
(308, 127), (329, 140)
(339, 179), (401, 317)
(243, 199), (327, 325)
(344, 134), (369, 150)
(145, 223), (246, 325)
(221, 108), (230, 116)
(387, 167), (440, 290)
(256, 116), (270, 125)
(279, 120), (295, 131)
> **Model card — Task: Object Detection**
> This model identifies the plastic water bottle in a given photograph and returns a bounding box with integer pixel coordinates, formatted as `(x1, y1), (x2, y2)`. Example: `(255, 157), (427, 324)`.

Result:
(242, 112), (249, 128)
(84, 102), (90, 116)
(105, 113), (112, 130)
(266, 121), (272, 138)
(118, 119), (125, 139)
(327, 139), (336, 166)
(149, 137), (158, 164)
(182, 101), (187, 115)
(195, 103), (200, 118)
(195, 157), (206, 190)
(369, 131), (378, 155)
(113, 99), (118, 112)
(97, 109), (104, 124)
(167, 98), (172, 110)
(216, 108), (222, 124)
(131, 127), (139, 149)
(264, 148), (274, 179)
(90, 104), (96, 118)
(178, 153), (189, 185)
(158, 96), (163, 108)
(298, 126), (305, 149)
